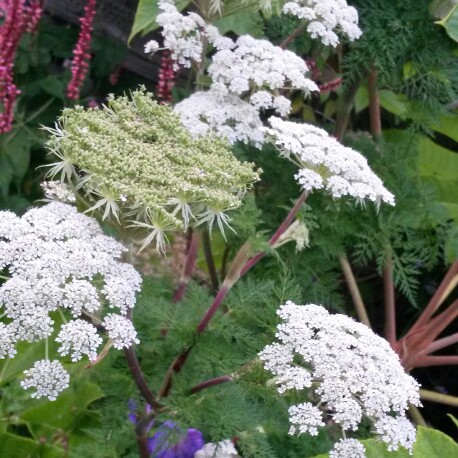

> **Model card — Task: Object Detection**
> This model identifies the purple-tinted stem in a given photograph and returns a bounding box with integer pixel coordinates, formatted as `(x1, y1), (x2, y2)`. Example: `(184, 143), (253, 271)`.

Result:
(198, 192), (307, 333)
(159, 192), (307, 398)
(172, 230), (199, 303)
(197, 286), (229, 334)
(190, 375), (233, 394)
(241, 191), (307, 276)
(124, 309), (161, 410)
(409, 260), (458, 335)
(202, 230), (219, 294)
(384, 255), (396, 348)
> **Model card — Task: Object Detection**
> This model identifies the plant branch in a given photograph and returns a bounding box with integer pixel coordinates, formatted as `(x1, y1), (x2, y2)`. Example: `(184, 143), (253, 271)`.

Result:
(280, 22), (307, 49)
(135, 425), (152, 458)
(416, 299), (458, 348)
(409, 260), (458, 334)
(420, 389), (458, 407)
(202, 229), (219, 294)
(408, 404), (428, 427)
(240, 191), (308, 277)
(426, 332), (458, 354)
(414, 355), (458, 368)
(159, 193), (307, 397)
(124, 309), (162, 411)
(334, 79), (362, 141)
(172, 230), (199, 303)
(339, 254), (371, 327)
(384, 254), (397, 347)
(190, 375), (233, 394)
(368, 67), (382, 138)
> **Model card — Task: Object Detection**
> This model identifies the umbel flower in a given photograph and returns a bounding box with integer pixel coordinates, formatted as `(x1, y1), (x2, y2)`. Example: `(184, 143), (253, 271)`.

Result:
(0, 202), (142, 400)
(44, 88), (260, 250)
(175, 35), (319, 146)
(259, 301), (421, 457)
(264, 117), (395, 207)
(282, 0), (362, 47)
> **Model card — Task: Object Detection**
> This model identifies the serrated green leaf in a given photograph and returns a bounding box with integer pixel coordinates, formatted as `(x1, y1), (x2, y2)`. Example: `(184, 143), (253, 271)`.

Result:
(129, 0), (191, 43)
(214, 11), (264, 37)
(20, 379), (104, 432)
(448, 413), (458, 429)
(413, 425), (458, 457)
(379, 90), (409, 117)
(311, 427), (458, 458)
(0, 154), (14, 200)
(436, 5), (458, 42)
(431, 113), (458, 143)
(128, 0), (160, 42)
(418, 136), (458, 222)
(4, 133), (32, 185)
(0, 433), (64, 458)
(355, 85), (369, 113)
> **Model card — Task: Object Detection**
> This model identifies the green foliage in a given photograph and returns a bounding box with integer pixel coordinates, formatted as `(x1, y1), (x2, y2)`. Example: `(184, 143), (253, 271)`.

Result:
(347, 0), (458, 125)
(312, 426), (458, 457)
(435, 3), (458, 42)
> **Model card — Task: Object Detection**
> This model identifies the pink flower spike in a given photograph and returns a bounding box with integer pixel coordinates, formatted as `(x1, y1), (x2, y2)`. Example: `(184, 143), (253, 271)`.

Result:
(67, 0), (97, 100)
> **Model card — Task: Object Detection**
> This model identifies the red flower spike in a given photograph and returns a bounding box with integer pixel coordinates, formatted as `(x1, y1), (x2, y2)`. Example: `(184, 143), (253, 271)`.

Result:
(0, 0), (43, 133)
(67, 0), (97, 100)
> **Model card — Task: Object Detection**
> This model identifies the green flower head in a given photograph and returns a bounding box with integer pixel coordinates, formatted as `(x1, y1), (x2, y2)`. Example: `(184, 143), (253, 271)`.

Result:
(45, 88), (261, 251)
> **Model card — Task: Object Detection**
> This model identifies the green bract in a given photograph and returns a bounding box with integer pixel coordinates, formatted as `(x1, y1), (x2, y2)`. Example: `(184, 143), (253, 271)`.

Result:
(45, 88), (260, 250)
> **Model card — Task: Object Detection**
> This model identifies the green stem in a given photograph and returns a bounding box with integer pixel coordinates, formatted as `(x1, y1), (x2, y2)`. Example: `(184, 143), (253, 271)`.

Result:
(202, 230), (219, 294)
(339, 254), (371, 327)
(368, 67), (382, 139)
(280, 22), (307, 49)
(420, 389), (458, 407)
(0, 359), (10, 384)
(58, 308), (68, 324)
(408, 404), (428, 427)
(384, 254), (397, 347)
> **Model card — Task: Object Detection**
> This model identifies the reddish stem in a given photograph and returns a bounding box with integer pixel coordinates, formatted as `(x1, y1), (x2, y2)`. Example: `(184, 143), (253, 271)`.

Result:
(190, 375), (233, 394)
(414, 355), (458, 368)
(202, 230), (219, 294)
(160, 192), (307, 397)
(172, 230), (199, 303)
(196, 286), (229, 334)
(417, 299), (458, 347)
(368, 67), (382, 138)
(240, 191), (307, 276)
(124, 309), (161, 410)
(426, 332), (458, 354)
(279, 22), (307, 49)
(409, 261), (458, 335)
(384, 256), (396, 347)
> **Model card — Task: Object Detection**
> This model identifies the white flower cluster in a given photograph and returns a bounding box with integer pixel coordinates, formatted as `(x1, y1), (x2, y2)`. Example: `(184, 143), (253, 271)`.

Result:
(174, 35), (318, 146)
(259, 301), (421, 456)
(0, 202), (142, 400)
(20, 360), (70, 401)
(154, 1), (233, 70)
(194, 440), (239, 458)
(264, 117), (395, 207)
(329, 438), (366, 458)
(41, 181), (76, 203)
(208, 35), (319, 112)
(152, 2), (320, 146)
(260, 302), (420, 457)
(174, 37), (318, 145)
(174, 91), (265, 147)
(283, 0), (362, 46)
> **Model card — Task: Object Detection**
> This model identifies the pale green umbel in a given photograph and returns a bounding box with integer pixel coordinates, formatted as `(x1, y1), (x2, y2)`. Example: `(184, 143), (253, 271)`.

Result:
(44, 88), (260, 252)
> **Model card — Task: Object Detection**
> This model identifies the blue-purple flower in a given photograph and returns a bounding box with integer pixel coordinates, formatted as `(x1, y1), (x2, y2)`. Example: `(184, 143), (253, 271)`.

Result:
(148, 421), (205, 458)
(128, 402), (205, 457)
